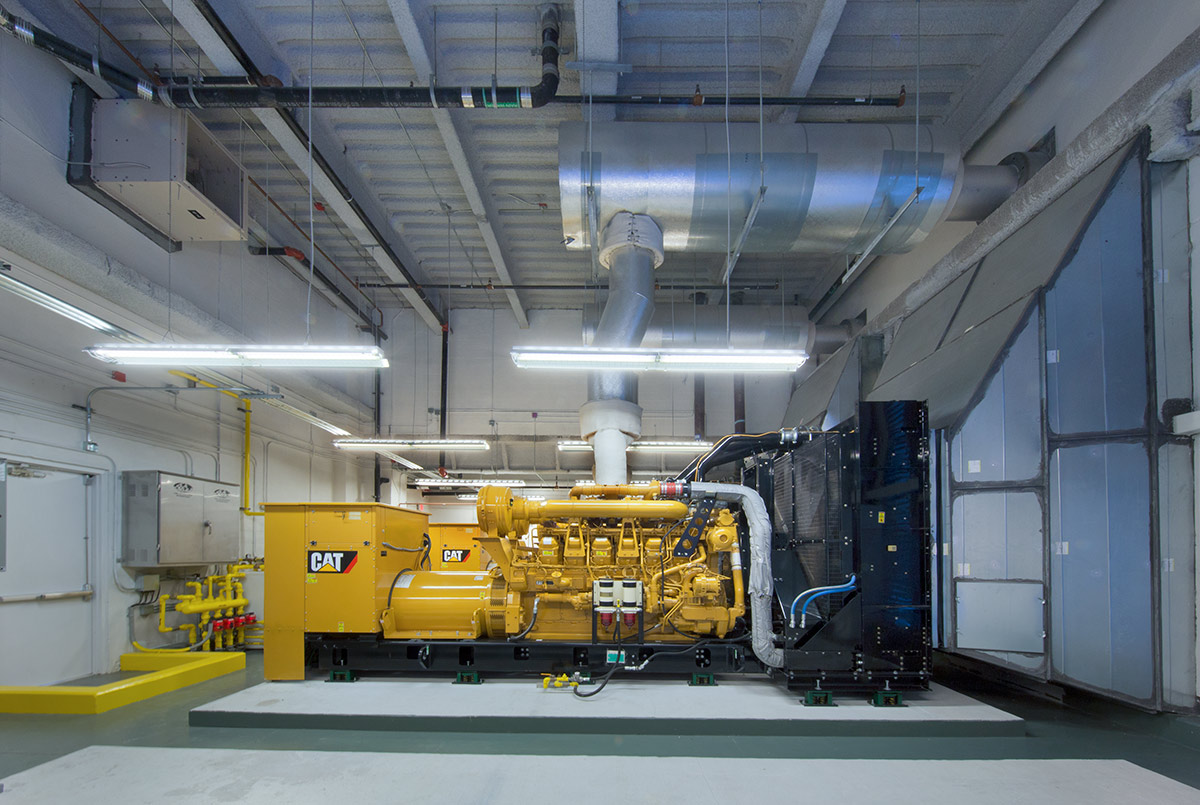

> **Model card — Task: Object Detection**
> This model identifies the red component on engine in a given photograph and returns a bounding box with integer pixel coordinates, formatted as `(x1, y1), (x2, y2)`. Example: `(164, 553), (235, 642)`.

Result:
(213, 620), (225, 632)
(235, 616), (246, 627)
(245, 613), (256, 624)
(600, 613), (613, 627)
(623, 613), (637, 628)
(659, 481), (690, 499)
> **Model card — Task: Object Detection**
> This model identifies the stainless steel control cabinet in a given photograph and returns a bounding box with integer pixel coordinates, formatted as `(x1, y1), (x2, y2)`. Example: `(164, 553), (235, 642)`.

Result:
(122, 471), (240, 567)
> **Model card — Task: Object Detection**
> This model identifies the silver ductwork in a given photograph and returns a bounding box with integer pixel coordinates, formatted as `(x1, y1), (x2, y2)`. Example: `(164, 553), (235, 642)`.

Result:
(560, 121), (1009, 255)
(581, 213), (664, 484)
(585, 305), (848, 355)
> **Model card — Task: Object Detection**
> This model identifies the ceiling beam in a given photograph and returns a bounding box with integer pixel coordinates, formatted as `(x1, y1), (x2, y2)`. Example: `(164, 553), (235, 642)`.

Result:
(945, 0), (1102, 153)
(774, 0), (847, 123)
(386, 0), (529, 328)
(167, 0), (445, 332)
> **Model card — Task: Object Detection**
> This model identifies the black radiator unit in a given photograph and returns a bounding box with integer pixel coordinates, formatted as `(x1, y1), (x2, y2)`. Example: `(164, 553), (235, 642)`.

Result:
(745, 400), (932, 692)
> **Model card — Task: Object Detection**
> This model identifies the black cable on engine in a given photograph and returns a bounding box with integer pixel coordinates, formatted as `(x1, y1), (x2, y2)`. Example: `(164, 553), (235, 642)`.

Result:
(508, 596), (540, 641)
(420, 533), (432, 569)
(386, 568), (413, 610)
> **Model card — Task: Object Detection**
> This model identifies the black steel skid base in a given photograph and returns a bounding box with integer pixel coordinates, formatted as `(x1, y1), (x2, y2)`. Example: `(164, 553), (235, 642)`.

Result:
(308, 636), (755, 679)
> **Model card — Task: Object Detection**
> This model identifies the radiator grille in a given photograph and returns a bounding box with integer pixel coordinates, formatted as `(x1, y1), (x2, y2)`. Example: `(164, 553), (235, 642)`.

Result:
(775, 435), (849, 619)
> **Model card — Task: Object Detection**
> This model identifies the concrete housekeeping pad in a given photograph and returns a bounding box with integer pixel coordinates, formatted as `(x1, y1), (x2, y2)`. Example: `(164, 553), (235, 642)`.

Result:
(2, 747), (1197, 804)
(189, 676), (1023, 737)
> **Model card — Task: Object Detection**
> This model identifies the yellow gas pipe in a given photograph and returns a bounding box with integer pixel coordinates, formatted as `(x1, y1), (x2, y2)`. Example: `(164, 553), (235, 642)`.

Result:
(569, 482), (662, 500)
(152, 571), (249, 652)
(167, 371), (263, 517)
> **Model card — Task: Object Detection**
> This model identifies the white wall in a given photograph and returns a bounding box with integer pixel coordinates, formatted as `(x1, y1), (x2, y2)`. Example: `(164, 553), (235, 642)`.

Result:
(383, 306), (794, 445)
(0, 311), (375, 684)
(0, 33), (377, 408)
(0, 35), (381, 685)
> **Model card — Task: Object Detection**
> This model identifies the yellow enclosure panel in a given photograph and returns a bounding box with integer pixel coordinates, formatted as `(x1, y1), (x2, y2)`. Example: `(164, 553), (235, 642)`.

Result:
(262, 502), (428, 680)
(428, 522), (487, 570)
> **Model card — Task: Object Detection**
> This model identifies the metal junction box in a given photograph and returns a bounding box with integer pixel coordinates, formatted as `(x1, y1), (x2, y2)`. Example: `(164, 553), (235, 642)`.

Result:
(122, 471), (240, 567)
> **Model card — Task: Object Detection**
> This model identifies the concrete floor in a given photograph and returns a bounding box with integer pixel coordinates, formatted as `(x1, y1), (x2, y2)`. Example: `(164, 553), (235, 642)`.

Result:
(2, 653), (1200, 801)
(3, 749), (1198, 804)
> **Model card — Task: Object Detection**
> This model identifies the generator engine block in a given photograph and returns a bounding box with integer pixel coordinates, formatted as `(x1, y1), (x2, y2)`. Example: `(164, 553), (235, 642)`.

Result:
(383, 484), (745, 643)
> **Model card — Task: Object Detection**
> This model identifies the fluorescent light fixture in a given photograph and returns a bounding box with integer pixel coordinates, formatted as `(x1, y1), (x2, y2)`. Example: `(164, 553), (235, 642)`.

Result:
(511, 346), (806, 373)
(558, 439), (713, 453)
(628, 440), (714, 452)
(415, 478), (526, 488)
(85, 343), (389, 368)
(261, 400), (353, 437)
(333, 438), (489, 451)
(456, 493), (479, 501)
(378, 451), (423, 471)
(0, 273), (128, 337)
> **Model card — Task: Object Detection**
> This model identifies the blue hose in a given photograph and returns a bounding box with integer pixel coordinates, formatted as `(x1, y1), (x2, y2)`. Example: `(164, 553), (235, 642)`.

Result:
(789, 575), (857, 628)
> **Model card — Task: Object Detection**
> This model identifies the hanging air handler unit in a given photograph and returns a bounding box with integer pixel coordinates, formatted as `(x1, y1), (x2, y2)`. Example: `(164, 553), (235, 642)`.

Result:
(262, 403), (933, 692)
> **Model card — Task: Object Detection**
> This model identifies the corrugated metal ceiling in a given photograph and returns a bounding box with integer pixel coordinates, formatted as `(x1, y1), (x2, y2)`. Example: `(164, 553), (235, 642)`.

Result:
(29, 0), (1089, 323)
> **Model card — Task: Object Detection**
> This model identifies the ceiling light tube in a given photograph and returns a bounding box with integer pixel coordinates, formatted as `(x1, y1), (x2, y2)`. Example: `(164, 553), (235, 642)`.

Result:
(627, 440), (714, 452)
(334, 438), (489, 451)
(558, 439), (713, 453)
(512, 346), (806, 373)
(260, 399), (353, 437)
(85, 343), (389, 368)
(414, 478), (526, 488)
(0, 273), (129, 337)
(377, 451), (423, 471)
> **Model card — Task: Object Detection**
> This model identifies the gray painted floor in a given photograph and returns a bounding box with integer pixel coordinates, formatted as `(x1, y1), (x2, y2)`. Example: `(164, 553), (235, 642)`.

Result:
(3, 748), (1199, 804)
(4, 653), (1200, 799)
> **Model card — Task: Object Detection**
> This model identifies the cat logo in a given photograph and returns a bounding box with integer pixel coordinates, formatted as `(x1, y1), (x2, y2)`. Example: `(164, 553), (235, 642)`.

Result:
(442, 549), (471, 563)
(307, 550), (358, 574)
(172, 482), (193, 495)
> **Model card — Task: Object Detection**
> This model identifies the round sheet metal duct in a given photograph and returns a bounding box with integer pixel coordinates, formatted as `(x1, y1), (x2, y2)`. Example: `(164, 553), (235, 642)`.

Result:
(585, 305), (848, 353)
(582, 213), (664, 484)
(559, 122), (979, 256)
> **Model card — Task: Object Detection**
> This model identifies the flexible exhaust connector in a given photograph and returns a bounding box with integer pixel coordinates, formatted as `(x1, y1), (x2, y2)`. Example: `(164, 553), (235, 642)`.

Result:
(681, 482), (783, 669)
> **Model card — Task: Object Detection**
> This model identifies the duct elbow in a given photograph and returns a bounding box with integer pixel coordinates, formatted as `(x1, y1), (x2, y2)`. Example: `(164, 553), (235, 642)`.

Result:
(528, 5), (562, 108)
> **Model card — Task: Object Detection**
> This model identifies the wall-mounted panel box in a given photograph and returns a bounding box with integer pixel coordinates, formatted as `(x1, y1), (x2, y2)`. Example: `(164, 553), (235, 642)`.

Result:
(91, 100), (247, 242)
(122, 471), (240, 567)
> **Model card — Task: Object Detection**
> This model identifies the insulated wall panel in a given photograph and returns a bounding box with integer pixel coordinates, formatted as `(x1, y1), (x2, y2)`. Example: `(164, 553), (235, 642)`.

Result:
(951, 491), (1042, 581)
(782, 339), (856, 427)
(956, 580), (1044, 653)
(1049, 443), (1153, 702)
(1045, 158), (1147, 436)
(951, 313), (1041, 483)
(875, 268), (975, 387)
(943, 145), (1131, 345)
